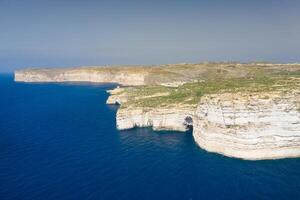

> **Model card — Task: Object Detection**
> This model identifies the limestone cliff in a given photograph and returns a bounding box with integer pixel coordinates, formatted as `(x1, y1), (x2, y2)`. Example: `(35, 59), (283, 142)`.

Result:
(193, 91), (300, 160)
(116, 107), (194, 131)
(106, 80), (300, 160)
(15, 68), (147, 86)
(14, 63), (300, 160)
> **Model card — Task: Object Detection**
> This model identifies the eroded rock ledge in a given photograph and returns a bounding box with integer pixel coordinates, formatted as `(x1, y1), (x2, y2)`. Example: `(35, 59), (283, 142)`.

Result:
(15, 63), (300, 160)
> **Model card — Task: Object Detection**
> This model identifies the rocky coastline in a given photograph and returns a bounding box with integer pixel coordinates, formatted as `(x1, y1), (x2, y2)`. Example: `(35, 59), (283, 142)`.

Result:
(15, 63), (300, 160)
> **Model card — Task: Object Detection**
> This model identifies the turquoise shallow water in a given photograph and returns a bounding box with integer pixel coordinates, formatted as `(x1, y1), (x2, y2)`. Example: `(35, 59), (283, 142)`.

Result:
(0, 74), (300, 200)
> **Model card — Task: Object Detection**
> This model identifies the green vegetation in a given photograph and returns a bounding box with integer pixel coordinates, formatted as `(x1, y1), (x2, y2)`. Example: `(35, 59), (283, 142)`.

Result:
(122, 73), (300, 108)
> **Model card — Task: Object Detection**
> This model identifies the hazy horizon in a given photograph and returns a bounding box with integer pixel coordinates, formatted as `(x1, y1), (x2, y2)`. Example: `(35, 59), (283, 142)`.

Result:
(1, 0), (300, 72)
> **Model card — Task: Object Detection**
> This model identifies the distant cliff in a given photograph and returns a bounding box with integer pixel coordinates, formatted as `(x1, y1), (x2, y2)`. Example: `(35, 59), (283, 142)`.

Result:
(15, 62), (300, 160)
(15, 67), (147, 86)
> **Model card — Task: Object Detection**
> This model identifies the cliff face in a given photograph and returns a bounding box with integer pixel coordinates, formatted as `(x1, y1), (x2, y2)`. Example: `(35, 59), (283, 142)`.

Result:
(15, 69), (146, 86)
(107, 91), (194, 131)
(193, 91), (300, 160)
(116, 107), (194, 131)
(15, 63), (300, 160)
(107, 87), (300, 160)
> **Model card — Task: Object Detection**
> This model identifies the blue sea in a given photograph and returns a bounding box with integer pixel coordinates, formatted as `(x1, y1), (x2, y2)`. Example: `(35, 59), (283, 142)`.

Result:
(1, 74), (300, 200)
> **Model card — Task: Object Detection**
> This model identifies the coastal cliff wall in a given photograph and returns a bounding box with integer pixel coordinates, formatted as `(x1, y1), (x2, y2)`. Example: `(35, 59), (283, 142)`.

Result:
(116, 108), (194, 131)
(15, 69), (146, 86)
(107, 90), (194, 131)
(14, 63), (300, 160)
(193, 91), (300, 160)
(108, 89), (300, 160)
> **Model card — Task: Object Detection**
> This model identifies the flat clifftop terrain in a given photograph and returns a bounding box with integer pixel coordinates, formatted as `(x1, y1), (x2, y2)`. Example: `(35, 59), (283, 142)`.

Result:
(15, 62), (300, 160)
(15, 62), (300, 86)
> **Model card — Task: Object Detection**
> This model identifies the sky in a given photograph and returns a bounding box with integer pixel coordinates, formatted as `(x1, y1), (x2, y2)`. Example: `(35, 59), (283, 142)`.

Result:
(0, 0), (300, 72)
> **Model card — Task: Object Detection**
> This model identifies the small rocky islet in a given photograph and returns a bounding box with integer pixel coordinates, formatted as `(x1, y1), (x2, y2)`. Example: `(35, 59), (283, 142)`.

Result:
(15, 62), (300, 160)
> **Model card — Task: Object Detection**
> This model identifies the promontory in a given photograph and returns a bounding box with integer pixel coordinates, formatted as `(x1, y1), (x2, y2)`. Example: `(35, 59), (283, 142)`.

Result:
(15, 62), (300, 160)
